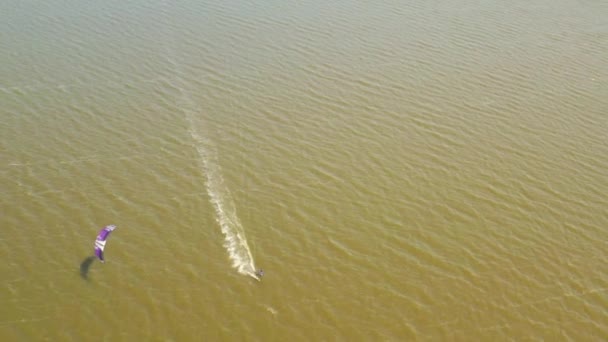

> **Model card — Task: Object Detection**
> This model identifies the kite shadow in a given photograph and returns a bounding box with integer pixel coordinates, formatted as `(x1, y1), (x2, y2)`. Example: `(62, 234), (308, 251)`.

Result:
(80, 256), (96, 280)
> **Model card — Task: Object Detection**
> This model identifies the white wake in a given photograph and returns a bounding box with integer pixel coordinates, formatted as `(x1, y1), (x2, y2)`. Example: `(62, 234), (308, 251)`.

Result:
(186, 120), (258, 279)
(161, 1), (258, 279)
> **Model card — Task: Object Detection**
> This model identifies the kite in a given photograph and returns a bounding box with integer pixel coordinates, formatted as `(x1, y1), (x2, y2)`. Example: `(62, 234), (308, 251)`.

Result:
(94, 225), (117, 262)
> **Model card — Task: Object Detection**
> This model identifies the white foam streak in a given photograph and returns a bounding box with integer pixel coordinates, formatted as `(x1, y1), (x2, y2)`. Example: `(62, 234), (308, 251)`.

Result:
(186, 123), (257, 277)
(161, 0), (257, 278)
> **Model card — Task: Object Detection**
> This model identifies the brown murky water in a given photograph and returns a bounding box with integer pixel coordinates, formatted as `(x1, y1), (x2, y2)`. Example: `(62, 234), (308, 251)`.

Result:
(1, 0), (607, 340)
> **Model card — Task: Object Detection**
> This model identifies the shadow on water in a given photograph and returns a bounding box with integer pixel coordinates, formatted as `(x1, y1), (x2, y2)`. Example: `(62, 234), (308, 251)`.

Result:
(80, 256), (96, 280)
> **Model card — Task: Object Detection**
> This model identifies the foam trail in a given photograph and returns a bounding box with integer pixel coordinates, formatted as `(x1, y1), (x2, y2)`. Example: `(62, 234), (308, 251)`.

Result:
(187, 123), (258, 279)
(160, 1), (258, 279)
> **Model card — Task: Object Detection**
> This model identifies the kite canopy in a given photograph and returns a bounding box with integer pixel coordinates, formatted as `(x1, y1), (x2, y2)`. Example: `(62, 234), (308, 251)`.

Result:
(94, 225), (117, 262)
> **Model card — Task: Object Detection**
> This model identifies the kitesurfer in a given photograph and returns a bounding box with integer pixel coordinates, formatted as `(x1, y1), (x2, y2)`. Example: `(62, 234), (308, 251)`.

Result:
(255, 269), (264, 278)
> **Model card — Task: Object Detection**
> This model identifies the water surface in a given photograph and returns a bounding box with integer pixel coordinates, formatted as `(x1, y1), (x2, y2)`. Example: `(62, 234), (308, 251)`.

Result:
(1, 0), (607, 340)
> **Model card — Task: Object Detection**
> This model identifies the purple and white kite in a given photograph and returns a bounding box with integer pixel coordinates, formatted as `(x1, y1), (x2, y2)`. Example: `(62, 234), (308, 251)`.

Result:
(94, 225), (117, 262)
